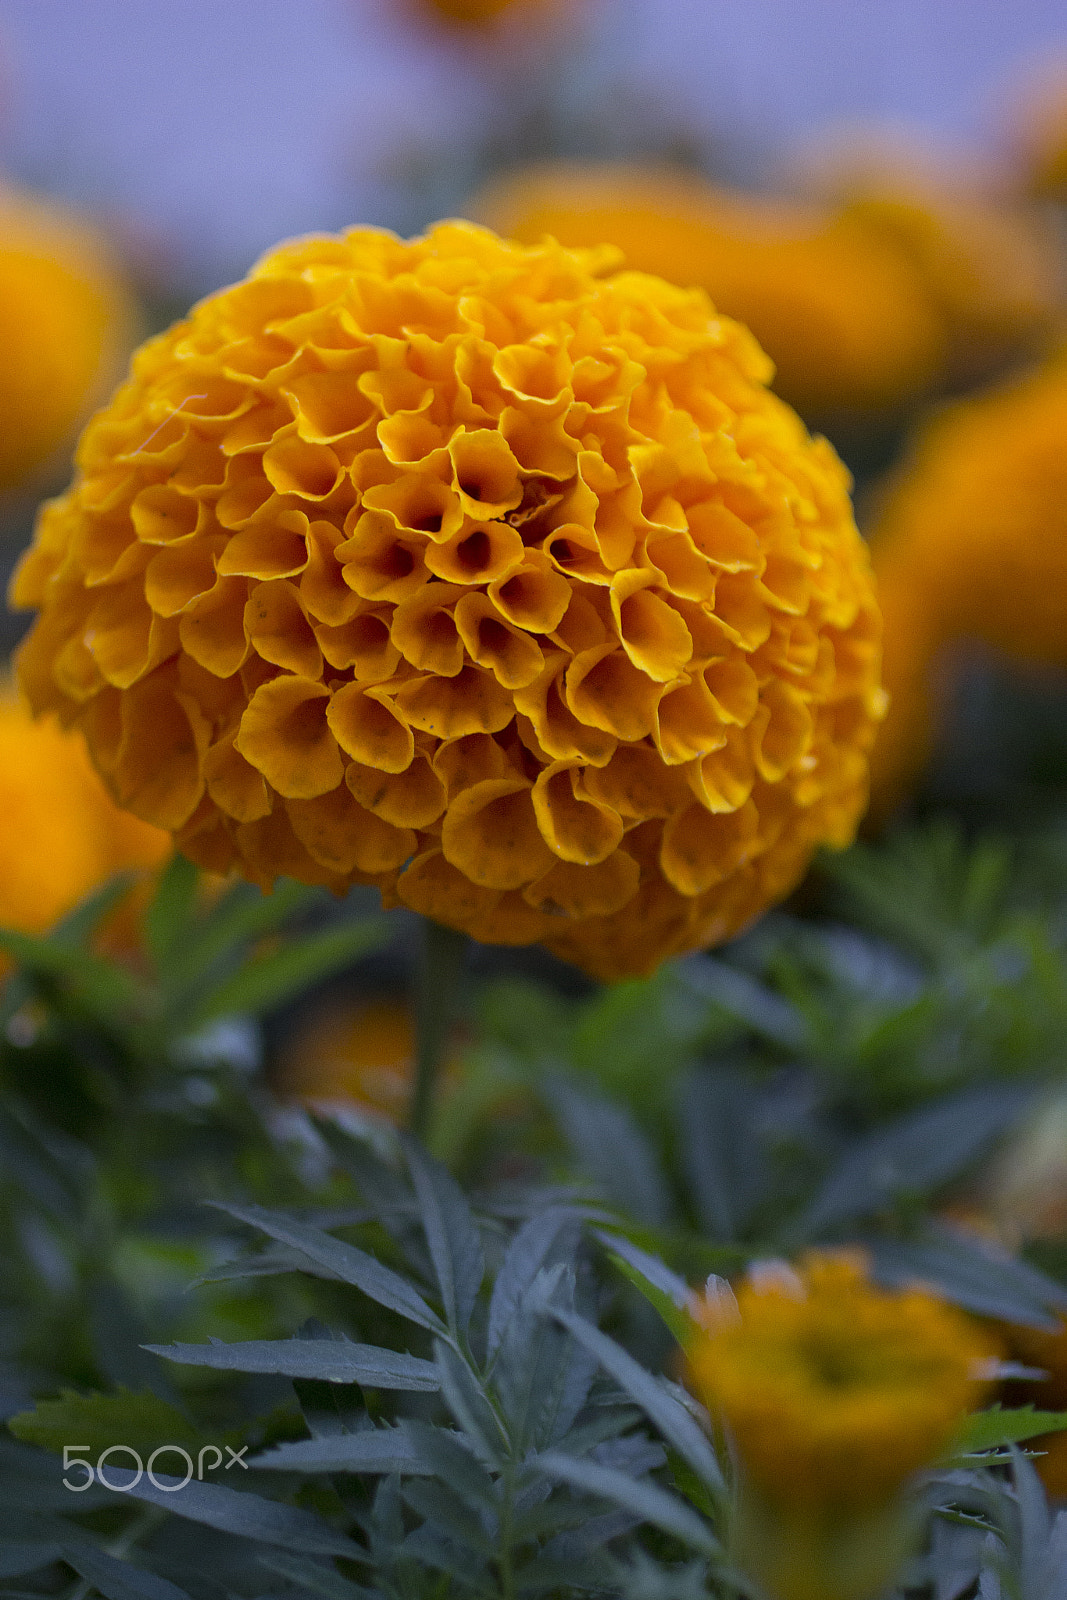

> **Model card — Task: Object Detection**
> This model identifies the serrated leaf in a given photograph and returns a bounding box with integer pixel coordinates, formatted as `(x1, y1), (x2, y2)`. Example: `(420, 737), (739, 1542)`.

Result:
(401, 1138), (484, 1338)
(249, 1426), (432, 1476)
(94, 1467), (352, 1555)
(190, 919), (386, 1025)
(211, 1203), (445, 1333)
(596, 1232), (693, 1346)
(546, 1078), (670, 1226)
(64, 1547), (192, 1600)
(8, 1388), (197, 1455)
(547, 1307), (723, 1494)
(487, 1208), (578, 1361)
(534, 1452), (719, 1557)
(951, 1408), (1067, 1459)
(144, 1339), (439, 1391)
(434, 1341), (504, 1467)
(870, 1228), (1067, 1328)
(256, 1550), (379, 1599)
(794, 1085), (1031, 1240)
(676, 1069), (766, 1242)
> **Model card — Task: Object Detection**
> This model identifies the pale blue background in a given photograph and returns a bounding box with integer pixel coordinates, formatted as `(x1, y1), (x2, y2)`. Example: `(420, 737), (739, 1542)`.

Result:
(0, 0), (1064, 293)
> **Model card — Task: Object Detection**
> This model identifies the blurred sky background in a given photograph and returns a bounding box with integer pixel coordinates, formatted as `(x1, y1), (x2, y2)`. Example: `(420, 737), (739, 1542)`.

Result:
(0, 0), (1066, 296)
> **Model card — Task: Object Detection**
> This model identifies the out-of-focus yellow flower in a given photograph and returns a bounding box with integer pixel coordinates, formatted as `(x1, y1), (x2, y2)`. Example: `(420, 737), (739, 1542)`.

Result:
(277, 996), (442, 1120)
(687, 1251), (994, 1600)
(0, 681), (169, 942)
(834, 186), (1062, 386)
(472, 162), (948, 416)
(0, 186), (138, 491)
(419, 0), (539, 21)
(866, 355), (1067, 816)
(1005, 63), (1067, 199)
(688, 1250), (992, 1510)
(11, 219), (883, 982)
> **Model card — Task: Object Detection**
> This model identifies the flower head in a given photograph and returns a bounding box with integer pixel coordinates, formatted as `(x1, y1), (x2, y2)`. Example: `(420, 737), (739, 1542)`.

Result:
(278, 996), (449, 1120)
(866, 356), (1067, 814)
(0, 186), (137, 490)
(472, 163), (947, 415)
(687, 1250), (993, 1511)
(0, 681), (169, 940)
(11, 220), (882, 980)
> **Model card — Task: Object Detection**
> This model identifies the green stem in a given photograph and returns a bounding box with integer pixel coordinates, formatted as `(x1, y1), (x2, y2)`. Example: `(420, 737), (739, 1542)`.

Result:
(410, 918), (467, 1143)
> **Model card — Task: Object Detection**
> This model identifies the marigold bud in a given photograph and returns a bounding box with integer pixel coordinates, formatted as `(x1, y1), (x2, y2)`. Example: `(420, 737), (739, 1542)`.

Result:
(687, 1251), (996, 1600)
(11, 221), (883, 980)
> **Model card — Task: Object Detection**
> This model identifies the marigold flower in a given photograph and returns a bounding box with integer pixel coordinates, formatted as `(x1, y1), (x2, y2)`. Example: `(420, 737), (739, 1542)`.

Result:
(0, 681), (169, 941)
(0, 186), (138, 490)
(11, 220), (883, 981)
(277, 996), (456, 1120)
(836, 187), (1061, 387)
(472, 162), (946, 415)
(687, 1252), (995, 1600)
(688, 1250), (992, 1509)
(866, 356), (1067, 814)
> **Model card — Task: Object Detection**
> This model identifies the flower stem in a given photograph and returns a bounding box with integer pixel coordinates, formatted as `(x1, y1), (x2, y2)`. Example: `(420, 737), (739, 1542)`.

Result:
(410, 917), (467, 1143)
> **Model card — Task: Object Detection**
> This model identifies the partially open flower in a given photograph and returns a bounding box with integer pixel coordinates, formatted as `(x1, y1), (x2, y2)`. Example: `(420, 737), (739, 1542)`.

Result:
(866, 356), (1067, 815)
(0, 186), (138, 491)
(472, 162), (947, 416)
(0, 681), (169, 942)
(687, 1251), (995, 1600)
(11, 220), (882, 980)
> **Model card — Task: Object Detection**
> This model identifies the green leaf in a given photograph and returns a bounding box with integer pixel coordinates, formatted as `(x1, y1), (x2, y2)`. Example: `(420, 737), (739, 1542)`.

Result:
(144, 854), (200, 970)
(534, 1452), (720, 1558)
(402, 1137), (484, 1338)
(950, 1406), (1067, 1459)
(602, 1241), (694, 1347)
(250, 1426), (432, 1476)
(188, 918), (387, 1024)
(547, 1307), (724, 1494)
(93, 1467), (353, 1556)
(211, 1202), (446, 1333)
(63, 1548), (192, 1600)
(145, 1338), (439, 1391)
(8, 1388), (198, 1456)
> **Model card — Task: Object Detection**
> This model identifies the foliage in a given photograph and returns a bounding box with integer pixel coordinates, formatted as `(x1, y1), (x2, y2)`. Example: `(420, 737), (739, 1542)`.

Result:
(7, 819), (1067, 1594)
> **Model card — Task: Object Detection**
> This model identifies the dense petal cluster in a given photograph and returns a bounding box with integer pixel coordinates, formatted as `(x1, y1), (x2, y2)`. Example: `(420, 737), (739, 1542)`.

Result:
(12, 221), (882, 980)
(867, 357), (1067, 816)
(0, 186), (137, 490)
(0, 681), (169, 939)
(687, 1251), (992, 1511)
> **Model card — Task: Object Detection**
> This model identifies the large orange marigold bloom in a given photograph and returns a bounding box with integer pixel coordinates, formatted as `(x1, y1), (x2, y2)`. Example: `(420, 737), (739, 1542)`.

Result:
(472, 163), (947, 416)
(0, 186), (138, 490)
(867, 357), (1067, 815)
(11, 221), (882, 981)
(0, 681), (169, 939)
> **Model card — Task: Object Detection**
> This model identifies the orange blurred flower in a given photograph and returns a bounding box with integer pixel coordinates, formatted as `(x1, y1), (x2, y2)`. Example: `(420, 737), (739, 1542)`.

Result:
(276, 995), (459, 1121)
(866, 355), (1067, 815)
(688, 1251), (995, 1600)
(11, 220), (883, 981)
(0, 681), (168, 944)
(0, 186), (138, 491)
(472, 162), (948, 416)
